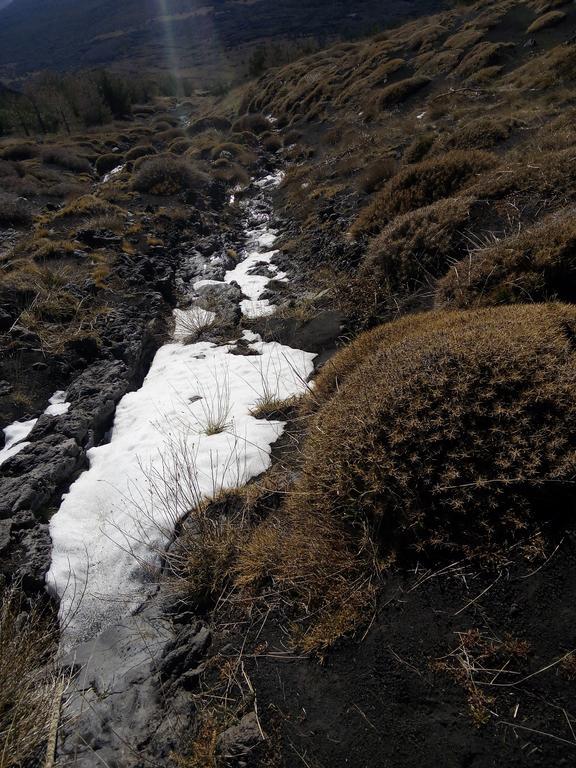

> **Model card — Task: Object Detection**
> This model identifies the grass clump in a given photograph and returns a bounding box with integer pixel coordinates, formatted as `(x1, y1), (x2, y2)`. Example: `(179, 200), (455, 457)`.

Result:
(125, 144), (155, 161)
(527, 10), (566, 33)
(351, 150), (495, 238)
(95, 153), (123, 176)
(290, 304), (576, 558)
(379, 75), (431, 108)
(0, 585), (61, 768)
(51, 194), (115, 221)
(436, 211), (576, 308)
(1, 144), (37, 161)
(0, 194), (32, 227)
(41, 147), (92, 173)
(361, 195), (473, 303)
(232, 113), (272, 135)
(132, 155), (209, 196)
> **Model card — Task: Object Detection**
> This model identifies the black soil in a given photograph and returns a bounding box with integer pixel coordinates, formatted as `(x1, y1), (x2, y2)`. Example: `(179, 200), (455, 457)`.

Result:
(243, 536), (576, 767)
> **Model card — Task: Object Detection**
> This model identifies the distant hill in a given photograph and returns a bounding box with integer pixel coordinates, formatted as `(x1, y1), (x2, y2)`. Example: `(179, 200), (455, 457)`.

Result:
(0, 0), (445, 82)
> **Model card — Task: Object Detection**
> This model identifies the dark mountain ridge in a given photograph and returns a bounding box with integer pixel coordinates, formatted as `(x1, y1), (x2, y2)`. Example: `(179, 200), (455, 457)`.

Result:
(0, 0), (445, 81)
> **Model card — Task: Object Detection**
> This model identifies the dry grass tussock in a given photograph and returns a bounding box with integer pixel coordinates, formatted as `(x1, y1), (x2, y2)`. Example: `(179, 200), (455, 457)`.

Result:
(0, 585), (62, 768)
(132, 155), (210, 196)
(436, 210), (576, 308)
(350, 151), (496, 238)
(289, 304), (576, 559)
(360, 195), (473, 302)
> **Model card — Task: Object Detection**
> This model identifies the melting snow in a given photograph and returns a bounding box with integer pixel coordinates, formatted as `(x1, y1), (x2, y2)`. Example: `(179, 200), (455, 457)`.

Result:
(45, 390), (71, 416)
(0, 390), (70, 467)
(48, 171), (315, 648)
(0, 419), (37, 467)
(48, 330), (314, 645)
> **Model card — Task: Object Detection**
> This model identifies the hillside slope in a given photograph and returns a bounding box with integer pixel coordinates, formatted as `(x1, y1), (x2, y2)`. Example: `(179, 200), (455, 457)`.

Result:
(0, 0), (444, 81)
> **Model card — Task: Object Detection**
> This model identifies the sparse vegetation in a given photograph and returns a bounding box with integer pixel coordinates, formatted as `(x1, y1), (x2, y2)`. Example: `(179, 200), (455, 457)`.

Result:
(0, 585), (61, 768)
(132, 155), (209, 196)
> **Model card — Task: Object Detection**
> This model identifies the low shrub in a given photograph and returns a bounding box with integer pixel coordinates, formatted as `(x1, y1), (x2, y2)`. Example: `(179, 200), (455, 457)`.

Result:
(51, 194), (115, 220)
(125, 144), (155, 161)
(0, 194), (33, 227)
(41, 147), (92, 173)
(441, 117), (513, 151)
(169, 138), (192, 155)
(232, 113), (272, 135)
(132, 155), (209, 196)
(187, 116), (232, 136)
(404, 133), (435, 163)
(358, 157), (398, 194)
(212, 159), (250, 187)
(0, 160), (21, 178)
(379, 75), (431, 108)
(361, 195), (473, 300)
(95, 153), (123, 176)
(291, 304), (576, 558)
(0, 585), (60, 768)
(262, 134), (282, 153)
(436, 211), (576, 308)
(527, 10), (566, 33)
(1, 144), (37, 161)
(351, 150), (496, 237)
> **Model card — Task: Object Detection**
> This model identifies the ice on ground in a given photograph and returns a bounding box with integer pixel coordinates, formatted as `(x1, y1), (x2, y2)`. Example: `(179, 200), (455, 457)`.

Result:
(45, 390), (71, 416)
(0, 418), (37, 467)
(48, 330), (315, 646)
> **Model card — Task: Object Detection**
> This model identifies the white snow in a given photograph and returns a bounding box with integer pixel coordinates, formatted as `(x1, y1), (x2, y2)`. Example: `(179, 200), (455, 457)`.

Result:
(0, 390), (70, 468)
(48, 170), (316, 648)
(45, 390), (71, 416)
(102, 164), (125, 183)
(48, 331), (314, 645)
(0, 419), (37, 467)
(224, 181), (287, 319)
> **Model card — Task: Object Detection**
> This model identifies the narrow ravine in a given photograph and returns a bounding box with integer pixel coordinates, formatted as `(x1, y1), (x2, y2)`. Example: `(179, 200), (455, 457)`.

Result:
(46, 172), (316, 649)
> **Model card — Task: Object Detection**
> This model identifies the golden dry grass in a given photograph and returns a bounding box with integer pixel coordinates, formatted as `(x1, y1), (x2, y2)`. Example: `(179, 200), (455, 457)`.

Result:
(0, 586), (61, 768)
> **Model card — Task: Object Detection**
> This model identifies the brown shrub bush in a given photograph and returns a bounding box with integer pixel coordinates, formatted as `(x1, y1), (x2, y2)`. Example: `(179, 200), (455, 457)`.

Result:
(187, 116), (232, 135)
(125, 145), (155, 161)
(232, 113), (272, 135)
(132, 155), (209, 196)
(379, 75), (431, 108)
(95, 153), (123, 176)
(358, 157), (398, 194)
(211, 159), (250, 187)
(0, 585), (60, 767)
(403, 133), (435, 163)
(351, 150), (496, 237)
(436, 211), (576, 309)
(0, 194), (33, 227)
(361, 195), (473, 299)
(291, 304), (576, 558)
(1, 144), (37, 161)
(441, 116), (513, 151)
(527, 10), (566, 33)
(168, 138), (192, 155)
(41, 147), (92, 173)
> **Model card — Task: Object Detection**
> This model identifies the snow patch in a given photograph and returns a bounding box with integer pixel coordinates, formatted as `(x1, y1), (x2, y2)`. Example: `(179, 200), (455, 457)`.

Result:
(45, 390), (70, 416)
(0, 419), (37, 467)
(48, 333), (314, 646)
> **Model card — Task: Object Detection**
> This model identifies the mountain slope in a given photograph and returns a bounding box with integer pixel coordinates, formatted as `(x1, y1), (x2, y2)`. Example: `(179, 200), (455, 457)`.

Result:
(0, 0), (445, 81)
